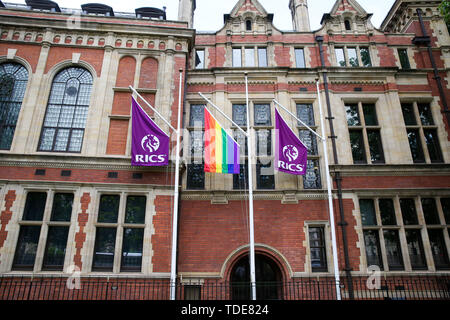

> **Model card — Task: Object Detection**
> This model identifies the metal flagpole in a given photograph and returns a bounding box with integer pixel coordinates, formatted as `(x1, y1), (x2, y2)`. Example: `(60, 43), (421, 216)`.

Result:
(316, 80), (342, 300)
(130, 72), (183, 300)
(169, 69), (184, 300)
(245, 73), (257, 301)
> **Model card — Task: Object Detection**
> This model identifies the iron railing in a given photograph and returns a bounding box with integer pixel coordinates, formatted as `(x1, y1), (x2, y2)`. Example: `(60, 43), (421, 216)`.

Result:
(0, 274), (449, 300)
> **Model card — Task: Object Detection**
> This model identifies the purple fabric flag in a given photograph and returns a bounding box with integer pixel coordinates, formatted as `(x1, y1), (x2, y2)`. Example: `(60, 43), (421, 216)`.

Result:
(131, 97), (170, 167)
(275, 108), (308, 175)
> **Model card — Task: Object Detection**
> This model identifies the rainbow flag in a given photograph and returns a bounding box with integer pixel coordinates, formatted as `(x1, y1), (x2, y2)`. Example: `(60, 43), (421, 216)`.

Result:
(204, 108), (240, 174)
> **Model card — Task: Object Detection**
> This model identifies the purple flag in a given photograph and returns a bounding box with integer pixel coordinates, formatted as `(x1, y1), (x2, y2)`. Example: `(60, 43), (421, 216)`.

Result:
(275, 108), (308, 175)
(131, 97), (170, 167)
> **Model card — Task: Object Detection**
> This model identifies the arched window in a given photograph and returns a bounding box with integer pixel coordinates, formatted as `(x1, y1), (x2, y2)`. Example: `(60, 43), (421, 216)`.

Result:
(246, 19), (252, 31)
(0, 63), (28, 150)
(344, 19), (352, 31)
(39, 67), (93, 152)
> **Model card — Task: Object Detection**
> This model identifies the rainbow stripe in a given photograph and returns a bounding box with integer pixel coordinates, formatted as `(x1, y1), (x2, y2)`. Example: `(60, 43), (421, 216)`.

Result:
(204, 108), (240, 174)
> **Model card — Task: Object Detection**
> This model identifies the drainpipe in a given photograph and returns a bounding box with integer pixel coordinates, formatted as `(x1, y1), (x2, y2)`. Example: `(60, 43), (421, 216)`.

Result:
(414, 9), (450, 126)
(315, 36), (354, 299)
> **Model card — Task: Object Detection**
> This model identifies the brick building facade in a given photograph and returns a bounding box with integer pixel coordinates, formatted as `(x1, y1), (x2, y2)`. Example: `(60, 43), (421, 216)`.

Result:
(0, 0), (449, 300)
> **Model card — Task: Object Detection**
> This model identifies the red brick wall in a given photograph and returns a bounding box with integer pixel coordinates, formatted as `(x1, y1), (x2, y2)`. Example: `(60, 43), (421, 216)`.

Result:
(139, 57), (158, 88)
(0, 166), (173, 186)
(0, 190), (16, 265)
(178, 199), (345, 277)
(45, 47), (104, 76)
(0, 43), (41, 72)
(106, 119), (129, 155)
(151, 195), (174, 273)
(74, 192), (91, 269)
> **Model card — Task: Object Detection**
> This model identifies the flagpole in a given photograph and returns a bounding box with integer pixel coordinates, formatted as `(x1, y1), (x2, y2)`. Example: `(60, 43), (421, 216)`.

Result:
(245, 73), (257, 301)
(316, 79), (342, 300)
(129, 86), (177, 132)
(170, 69), (184, 300)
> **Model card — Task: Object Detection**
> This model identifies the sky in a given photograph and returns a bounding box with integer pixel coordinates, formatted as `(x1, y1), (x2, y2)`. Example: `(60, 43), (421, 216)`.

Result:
(4, 0), (397, 31)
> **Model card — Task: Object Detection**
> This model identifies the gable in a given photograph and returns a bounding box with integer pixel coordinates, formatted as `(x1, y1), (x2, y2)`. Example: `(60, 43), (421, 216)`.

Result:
(230, 0), (268, 18)
(330, 0), (368, 17)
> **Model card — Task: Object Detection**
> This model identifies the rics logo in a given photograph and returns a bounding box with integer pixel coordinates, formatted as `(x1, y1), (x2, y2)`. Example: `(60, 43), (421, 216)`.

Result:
(141, 134), (160, 153)
(283, 145), (299, 162)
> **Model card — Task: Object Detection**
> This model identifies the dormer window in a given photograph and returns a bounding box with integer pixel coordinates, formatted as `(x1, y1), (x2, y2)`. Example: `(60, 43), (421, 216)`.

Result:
(246, 19), (252, 31)
(344, 19), (352, 31)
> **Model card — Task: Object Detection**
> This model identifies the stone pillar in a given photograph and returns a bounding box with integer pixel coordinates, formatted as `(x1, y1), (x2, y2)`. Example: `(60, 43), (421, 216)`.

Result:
(178, 0), (196, 29)
(289, 0), (311, 32)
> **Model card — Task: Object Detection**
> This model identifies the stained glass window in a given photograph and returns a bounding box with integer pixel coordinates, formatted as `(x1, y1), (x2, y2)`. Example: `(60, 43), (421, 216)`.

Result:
(38, 67), (92, 152)
(0, 63), (28, 150)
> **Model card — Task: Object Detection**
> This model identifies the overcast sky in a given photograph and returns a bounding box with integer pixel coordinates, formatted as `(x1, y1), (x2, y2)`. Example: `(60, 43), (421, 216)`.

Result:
(4, 0), (396, 31)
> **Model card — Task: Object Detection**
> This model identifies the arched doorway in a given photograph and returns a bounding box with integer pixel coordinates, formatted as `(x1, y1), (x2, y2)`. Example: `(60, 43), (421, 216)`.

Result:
(230, 253), (283, 300)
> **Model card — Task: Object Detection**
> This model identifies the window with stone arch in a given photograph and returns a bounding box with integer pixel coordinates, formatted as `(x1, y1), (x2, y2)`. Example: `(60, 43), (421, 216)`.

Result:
(0, 62), (29, 150)
(38, 66), (93, 153)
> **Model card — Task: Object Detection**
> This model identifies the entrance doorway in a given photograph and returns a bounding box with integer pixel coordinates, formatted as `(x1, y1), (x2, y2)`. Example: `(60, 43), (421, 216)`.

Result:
(230, 253), (283, 300)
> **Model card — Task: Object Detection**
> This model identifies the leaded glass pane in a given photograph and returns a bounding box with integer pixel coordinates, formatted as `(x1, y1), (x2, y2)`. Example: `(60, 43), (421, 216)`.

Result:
(254, 104), (271, 126)
(360, 199), (376, 226)
(400, 198), (418, 225)
(299, 130), (318, 155)
(190, 130), (204, 157)
(40, 128), (56, 151)
(362, 104), (378, 126)
(335, 48), (346, 66)
(363, 230), (383, 270)
(407, 129), (425, 163)
(98, 195), (120, 223)
(234, 130), (247, 156)
(12, 226), (41, 270)
(0, 63), (28, 150)
(51, 193), (74, 222)
(441, 198), (450, 224)
(258, 48), (267, 67)
(296, 104), (315, 126)
(421, 198), (440, 225)
(187, 163), (205, 190)
(39, 67), (92, 152)
(418, 103), (434, 125)
(92, 227), (116, 271)
(360, 47), (372, 67)
(44, 105), (61, 127)
(405, 229), (427, 270)
(398, 49), (411, 69)
(348, 48), (359, 67)
(423, 129), (443, 163)
(189, 104), (204, 127)
(256, 129), (271, 156)
(256, 160), (274, 190)
(68, 129), (83, 152)
(233, 48), (242, 67)
(42, 226), (69, 270)
(58, 106), (75, 127)
(345, 104), (360, 126)
(295, 49), (305, 68)
(303, 159), (321, 189)
(23, 192), (47, 221)
(349, 130), (366, 163)
(125, 196), (146, 224)
(401, 103), (416, 125)
(379, 199), (396, 225)
(121, 228), (144, 271)
(245, 48), (255, 67)
(428, 229), (450, 269)
(383, 230), (404, 270)
(54, 129), (70, 151)
(233, 161), (248, 190)
(367, 130), (385, 163)
(233, 104), (247, 126)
